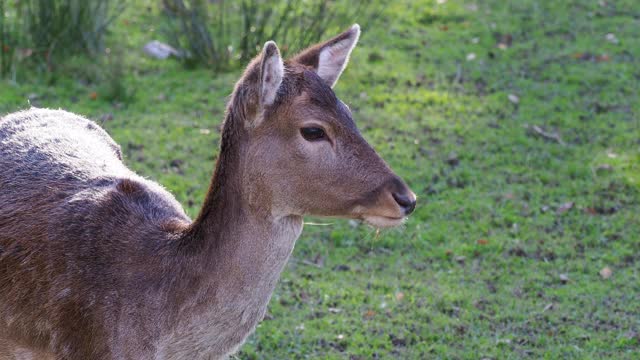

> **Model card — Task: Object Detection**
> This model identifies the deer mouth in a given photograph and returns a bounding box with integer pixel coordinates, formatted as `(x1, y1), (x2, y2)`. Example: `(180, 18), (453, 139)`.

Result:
(361, 215), (406, 228)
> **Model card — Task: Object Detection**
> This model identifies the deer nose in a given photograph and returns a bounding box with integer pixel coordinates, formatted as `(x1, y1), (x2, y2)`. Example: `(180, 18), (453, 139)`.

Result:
(392, 191), (417, 215)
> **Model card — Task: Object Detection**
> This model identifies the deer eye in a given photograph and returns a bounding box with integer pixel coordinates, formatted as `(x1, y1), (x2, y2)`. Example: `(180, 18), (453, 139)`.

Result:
(300, 127), (326, 141)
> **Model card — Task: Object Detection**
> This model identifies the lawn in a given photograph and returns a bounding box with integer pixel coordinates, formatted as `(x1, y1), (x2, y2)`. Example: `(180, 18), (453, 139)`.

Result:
(1, 0), (639, 359)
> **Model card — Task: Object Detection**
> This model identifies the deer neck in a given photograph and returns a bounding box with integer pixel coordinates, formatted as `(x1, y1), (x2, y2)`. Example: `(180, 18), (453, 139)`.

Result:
(156, 108), (302, 357)
(179, 107), (303, 321)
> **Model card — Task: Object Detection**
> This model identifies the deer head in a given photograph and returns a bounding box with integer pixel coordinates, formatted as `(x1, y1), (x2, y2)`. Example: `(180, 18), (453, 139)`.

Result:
(229, 24), (416, 228)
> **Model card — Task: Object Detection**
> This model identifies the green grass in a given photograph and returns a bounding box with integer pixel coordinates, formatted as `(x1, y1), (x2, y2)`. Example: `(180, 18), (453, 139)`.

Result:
(1, 0), (639, 358)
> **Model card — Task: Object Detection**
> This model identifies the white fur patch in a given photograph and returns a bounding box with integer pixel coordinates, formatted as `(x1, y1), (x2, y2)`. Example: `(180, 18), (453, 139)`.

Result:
(261, 41), (284, 106)
(317, 24), (361, 87)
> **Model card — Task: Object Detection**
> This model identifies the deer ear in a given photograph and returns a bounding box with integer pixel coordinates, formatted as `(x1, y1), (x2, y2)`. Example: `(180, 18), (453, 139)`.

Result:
(292, 24), (360, 88)
(260, 41), (284, 106)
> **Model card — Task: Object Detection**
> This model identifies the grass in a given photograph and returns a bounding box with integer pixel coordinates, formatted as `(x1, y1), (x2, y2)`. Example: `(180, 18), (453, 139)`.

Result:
(1, 0), (639, 358)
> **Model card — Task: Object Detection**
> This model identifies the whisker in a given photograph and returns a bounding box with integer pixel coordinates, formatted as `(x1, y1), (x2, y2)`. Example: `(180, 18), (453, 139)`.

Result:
(303, 222), (334, 226)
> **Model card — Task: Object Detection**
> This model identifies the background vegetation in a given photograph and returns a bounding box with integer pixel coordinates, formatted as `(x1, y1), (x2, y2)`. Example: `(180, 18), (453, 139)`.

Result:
(1, 0), (639, 358)
(161, 0), (377, 70)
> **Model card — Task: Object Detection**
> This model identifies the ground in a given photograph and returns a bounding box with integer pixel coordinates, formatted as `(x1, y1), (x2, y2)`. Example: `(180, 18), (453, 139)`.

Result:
(1, 0), (638, 359)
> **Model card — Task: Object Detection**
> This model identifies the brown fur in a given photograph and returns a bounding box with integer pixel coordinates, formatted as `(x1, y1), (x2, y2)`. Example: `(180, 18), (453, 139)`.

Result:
(0, 26), (415, 359)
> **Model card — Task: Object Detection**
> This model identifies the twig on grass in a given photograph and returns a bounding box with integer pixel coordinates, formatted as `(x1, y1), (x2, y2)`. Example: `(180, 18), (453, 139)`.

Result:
(525, 124), (566, 145)
(291, 258), (324, 269)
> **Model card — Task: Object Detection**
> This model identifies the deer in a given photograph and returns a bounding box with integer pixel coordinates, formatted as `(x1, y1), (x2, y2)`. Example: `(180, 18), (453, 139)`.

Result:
(0, 25), (416, 359)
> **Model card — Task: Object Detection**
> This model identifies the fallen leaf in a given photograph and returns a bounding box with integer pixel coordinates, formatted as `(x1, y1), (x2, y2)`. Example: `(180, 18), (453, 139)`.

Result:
(395, 292), (405, 301)
(605, 33), (618, 44)
(556, 202), (574, 214)
(143, 40), (180, 60)
(495, 33), (513, 49)
(599, 267), (613, 279)
(89, 92), (98, 100)
(584, 207), (598, 215)
(573, 52), (612, 63)
(559, 274), (569, 284)
(477, 239), (489, 245)
(363, 310), (376, 319)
